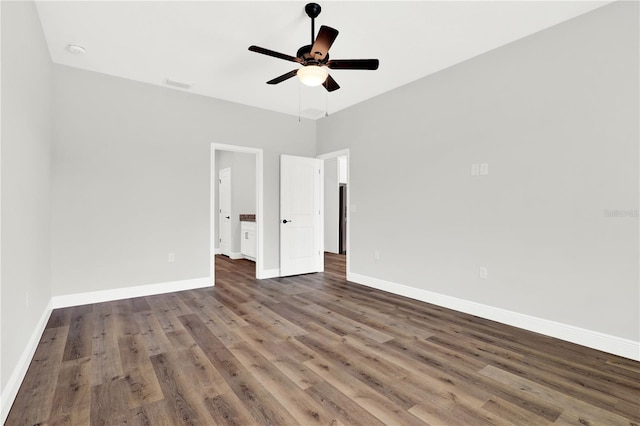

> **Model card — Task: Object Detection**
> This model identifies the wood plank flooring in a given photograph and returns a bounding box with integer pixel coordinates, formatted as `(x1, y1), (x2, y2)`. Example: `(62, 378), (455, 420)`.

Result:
(6, 253), (640, 425)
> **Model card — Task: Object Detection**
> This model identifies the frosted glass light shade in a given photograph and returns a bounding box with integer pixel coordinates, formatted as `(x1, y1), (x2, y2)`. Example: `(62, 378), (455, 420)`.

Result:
(297, 65), (328, 86)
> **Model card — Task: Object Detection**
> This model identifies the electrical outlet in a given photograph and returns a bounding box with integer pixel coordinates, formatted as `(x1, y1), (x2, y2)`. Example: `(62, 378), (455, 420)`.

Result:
(168, 253), (175, 263)
(479, 267), (488, 280)
(374, 250), (380, 261)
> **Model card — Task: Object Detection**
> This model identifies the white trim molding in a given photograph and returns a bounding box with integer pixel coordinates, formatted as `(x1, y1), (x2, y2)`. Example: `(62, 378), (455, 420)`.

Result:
(1, 301), (53, 424)
(51, 277), (211, 309)
(348, 272), (640, 361)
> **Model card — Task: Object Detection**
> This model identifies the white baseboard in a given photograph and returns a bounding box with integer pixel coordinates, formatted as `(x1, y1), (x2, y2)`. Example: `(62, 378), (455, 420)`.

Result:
(213, 248), (221, 255)
(1, 300), (53, 424)
(258, 268), (280, 279)
(216, 251), (242, 260)
(348, 272), (640, 361)
(51, 276), (211, 309)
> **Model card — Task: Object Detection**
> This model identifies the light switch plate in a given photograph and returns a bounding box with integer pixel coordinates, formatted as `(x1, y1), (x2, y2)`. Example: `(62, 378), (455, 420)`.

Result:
(479, 267), (488, 279)
(480, 163), (489, 176)
(471, 163), (480, 176)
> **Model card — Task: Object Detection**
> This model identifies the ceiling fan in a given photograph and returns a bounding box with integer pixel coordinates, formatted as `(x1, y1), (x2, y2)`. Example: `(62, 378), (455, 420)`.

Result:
(248, 2), (379, 92)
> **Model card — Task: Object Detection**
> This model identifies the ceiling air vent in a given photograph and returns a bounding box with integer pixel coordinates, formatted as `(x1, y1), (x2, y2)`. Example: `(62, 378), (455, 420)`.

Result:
(302, 108), (326, 119)
(163, 78), (193, 90)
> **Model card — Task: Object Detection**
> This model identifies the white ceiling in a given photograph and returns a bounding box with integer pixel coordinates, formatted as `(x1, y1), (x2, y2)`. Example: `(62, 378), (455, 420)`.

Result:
(35, 1), (610, 119)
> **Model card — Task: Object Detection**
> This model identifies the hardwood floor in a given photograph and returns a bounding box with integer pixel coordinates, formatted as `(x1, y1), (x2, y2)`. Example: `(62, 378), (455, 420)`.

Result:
(6, 253), (640, 425)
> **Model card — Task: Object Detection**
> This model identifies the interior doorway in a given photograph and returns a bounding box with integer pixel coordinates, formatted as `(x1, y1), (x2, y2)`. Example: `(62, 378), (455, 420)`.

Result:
(210, 144), (264, 283)
(317, 149), (350, 277)
(339, 183), (347, 255)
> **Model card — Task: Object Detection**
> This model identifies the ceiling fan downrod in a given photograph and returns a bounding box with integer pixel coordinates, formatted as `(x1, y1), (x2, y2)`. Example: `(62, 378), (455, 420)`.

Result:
(305, 3), (322, 45)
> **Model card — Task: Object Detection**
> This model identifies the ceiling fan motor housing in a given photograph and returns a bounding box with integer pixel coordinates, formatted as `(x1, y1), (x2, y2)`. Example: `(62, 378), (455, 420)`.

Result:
(296, 45), (329, 64)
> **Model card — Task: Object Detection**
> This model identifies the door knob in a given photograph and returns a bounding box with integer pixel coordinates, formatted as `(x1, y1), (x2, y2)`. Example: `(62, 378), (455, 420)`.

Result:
(225, 216), (230, 219)
(282, 219), (293, 224)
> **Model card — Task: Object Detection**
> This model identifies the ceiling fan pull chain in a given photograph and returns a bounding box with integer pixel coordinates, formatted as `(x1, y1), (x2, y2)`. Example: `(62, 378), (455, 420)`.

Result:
(298, 81), (301, 123)
(325, 90), (328, 117)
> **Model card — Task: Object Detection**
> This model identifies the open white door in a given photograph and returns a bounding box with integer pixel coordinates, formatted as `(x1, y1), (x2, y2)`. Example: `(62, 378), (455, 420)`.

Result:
(219, 168), (231, 256)
(280, 155), (323, 276)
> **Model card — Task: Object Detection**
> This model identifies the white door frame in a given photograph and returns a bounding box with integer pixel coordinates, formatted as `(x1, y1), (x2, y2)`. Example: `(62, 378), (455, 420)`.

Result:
(210, 143), (264, 282)
(218, 167), (232, 257)
(317, 149), (351, 279)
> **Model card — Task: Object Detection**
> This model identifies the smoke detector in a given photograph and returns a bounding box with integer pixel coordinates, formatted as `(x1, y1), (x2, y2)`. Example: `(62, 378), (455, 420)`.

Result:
(65, 44), (86, 55)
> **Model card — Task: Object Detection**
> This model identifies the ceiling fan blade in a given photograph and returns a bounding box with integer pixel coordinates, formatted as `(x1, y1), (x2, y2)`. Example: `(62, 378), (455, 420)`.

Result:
(311, 25), (339, 60)
(326, 59), (379, 70)
(322, 74), (340, 92)
(266, 69), (299, 85)
(249, 45), (302, 63)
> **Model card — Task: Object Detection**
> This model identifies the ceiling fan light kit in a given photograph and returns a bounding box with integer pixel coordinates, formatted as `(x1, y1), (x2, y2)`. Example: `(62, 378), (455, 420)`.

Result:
(297, 65), (328, 86)
(248, 2), (379, 92)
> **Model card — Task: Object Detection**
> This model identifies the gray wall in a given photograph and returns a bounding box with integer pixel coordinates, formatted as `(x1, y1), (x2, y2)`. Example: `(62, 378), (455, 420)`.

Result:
(51, 65), (315, 296)
(317, 1), (639, 341)
(1, 1), (52, 390)
(216, 150), (256, 254)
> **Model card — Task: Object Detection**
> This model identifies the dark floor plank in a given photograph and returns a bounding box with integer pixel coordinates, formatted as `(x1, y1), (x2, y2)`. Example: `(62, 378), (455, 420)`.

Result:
(305, 380), (387, 426)
(480, 364), (637, 425)
(179, 313), (299, 425)
(91, 376), (133, 425)
(304, 351), (428, 425)
(229, 340), (339, 425)
(5, 253), (639, 425)
(129, 399), (174, 425)
(62, 304), (93, 361)
(232, 325), (323, 390)
(150, 352), (213, 424)
(46, 306), (73, 329)
(203, 391), (257, 426)
(91, 306), (123, 385)
(134, 310), (172, 356)
(49, 356), (92, 424)
(7, 326), (68, 425)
